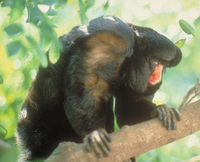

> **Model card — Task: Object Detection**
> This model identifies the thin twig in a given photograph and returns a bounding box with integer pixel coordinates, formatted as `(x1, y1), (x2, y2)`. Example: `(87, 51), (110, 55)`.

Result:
(185, 92), (200, 107)
(185, 155), (200, 162)
(179, 78), (200, 109)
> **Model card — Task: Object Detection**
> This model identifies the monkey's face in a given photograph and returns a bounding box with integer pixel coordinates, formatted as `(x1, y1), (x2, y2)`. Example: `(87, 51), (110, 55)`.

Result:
(129, 26), (181, 93)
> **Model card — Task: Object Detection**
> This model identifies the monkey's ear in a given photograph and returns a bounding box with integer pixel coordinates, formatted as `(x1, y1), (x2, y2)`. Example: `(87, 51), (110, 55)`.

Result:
(137, 37), (149, 51)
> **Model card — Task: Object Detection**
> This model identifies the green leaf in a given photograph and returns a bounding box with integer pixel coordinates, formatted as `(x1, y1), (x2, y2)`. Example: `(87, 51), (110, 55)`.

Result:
(85, 0), (95, 8)
(78, 0), (89, 25)
(4, 23), (24, 37)
(0, 125), (7, 138)
(46, 6), (58, 16)
(0, 75), (3, 84)
(50, 18), (58, 27)
(49, 40), (61, 63)
(1, 0), (15, 7)
(175, 39), (186, 48)
(39, 21), (56, 40)
(40, 33), (52, 51)
(103, 1), (109, 9)
(6, 40), (23, 56)
(194, 16), (200, 27)
(9, 7), (23, 22)
(27, 6), (44, 25)
(55, 0), (68, 8)
(39, 0), (57, 6)
(39, 20), (59, 44)
(179, 19), (195, 35)
(7, 0), (26, 22)
(26, 35), (48, 68)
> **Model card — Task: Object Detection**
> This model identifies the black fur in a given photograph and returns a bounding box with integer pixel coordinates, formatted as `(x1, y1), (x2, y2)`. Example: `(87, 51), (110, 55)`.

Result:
(16, 16), (182, 161)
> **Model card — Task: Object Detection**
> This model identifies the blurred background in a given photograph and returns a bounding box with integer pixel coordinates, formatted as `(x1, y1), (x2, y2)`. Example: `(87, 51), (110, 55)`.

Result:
(0, 0), (200, 161)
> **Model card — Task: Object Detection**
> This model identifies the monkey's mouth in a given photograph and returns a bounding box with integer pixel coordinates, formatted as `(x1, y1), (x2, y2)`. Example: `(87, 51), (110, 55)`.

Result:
(148, 64), (163, 85)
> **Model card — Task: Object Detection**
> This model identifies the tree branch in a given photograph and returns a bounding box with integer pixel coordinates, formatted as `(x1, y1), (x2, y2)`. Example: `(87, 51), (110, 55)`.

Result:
(180, 78), (200, 108)
(45, 81), (200, 162)
(45, 99), (200, 162)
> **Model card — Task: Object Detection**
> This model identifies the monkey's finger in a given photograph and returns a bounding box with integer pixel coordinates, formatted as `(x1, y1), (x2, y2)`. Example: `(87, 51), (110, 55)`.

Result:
(159, 106), (168, 127)
(91, 135), (102, 158)
(170, 109), (176, 130)
(93, 131), (108, 153)
(84, 136), (92, 152)
(99, 131), (111, 152)
(94, 136), (110, 157)
(101, 128), (112, 142)
(157, 108), (163, 120)
(166, 114), (172, 130)
(164, 106), (172, 130)
(172, 108), (181, 121)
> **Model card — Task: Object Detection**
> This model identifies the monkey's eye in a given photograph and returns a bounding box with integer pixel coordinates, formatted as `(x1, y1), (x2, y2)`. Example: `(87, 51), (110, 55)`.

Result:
(154, 61), (159, 67)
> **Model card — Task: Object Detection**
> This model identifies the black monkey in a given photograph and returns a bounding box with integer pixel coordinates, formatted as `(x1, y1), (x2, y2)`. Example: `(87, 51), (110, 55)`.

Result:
(16, 16), (182, 161)
(115, 24), (182, 129)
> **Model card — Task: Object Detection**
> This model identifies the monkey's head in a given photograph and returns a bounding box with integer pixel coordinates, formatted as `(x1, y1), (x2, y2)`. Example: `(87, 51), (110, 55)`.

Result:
(122, 24), (182, 94)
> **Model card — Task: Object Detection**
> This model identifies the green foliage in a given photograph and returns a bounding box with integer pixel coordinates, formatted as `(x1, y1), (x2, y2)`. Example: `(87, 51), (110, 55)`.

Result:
(0, 75), (3, 84)
(176, 19), (198, 49)
(78, 0), (89, 25)
(0, 125), (7, 138)
(49, 40), (62, 64)
(46, 6), (59, 16)
(26, 5), (44, 25)
(1, 0), (26, 22)
(0, 144), (19, 162)
(26, 35), (48, 68)
(2, 0), (66, 64)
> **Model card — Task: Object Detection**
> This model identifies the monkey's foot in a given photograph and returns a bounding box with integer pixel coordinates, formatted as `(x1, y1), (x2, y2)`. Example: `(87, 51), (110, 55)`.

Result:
(156, 104), (181, 130)
(83, 128), (112, 158)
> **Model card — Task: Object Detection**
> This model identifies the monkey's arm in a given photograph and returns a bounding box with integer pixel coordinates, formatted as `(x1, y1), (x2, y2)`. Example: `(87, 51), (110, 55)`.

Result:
(115, 87), (181, 129)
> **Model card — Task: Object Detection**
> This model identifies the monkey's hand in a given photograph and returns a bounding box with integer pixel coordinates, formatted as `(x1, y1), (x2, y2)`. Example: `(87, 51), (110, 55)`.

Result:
(155, 104), (181, 130)
(83, 128), (112, 158)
